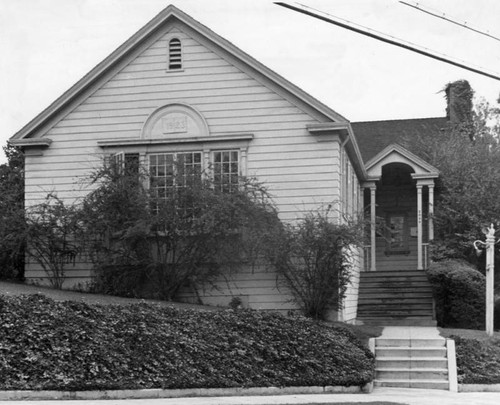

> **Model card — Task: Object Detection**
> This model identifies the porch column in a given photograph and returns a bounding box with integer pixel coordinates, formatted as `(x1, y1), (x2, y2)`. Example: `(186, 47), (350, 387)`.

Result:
(428, 183), (434, 241)
(416, 183), (423, 270)
(370, 184), (377, 271)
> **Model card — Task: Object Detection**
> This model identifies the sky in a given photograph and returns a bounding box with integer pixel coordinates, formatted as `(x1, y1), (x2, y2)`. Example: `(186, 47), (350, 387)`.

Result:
(1, 0), (500, 164)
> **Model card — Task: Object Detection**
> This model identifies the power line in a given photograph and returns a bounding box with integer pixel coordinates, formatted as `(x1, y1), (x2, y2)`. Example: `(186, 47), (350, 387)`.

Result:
(400, 1), (500, 43)
(274, 2), (500, 82)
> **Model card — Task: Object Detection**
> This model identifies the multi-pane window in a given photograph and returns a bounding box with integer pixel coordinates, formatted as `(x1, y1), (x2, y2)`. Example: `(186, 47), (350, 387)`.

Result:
(168, 38), (182, 70)
(147, 149), (240, 201)
(110, 152), (140, 178)
(213, 150), (239, 192)
(149, 152), (202, 199)
(341, 148), (360, 216)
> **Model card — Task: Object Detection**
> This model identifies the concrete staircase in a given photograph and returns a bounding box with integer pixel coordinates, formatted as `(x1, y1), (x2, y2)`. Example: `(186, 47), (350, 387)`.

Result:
(357, 270), (436, 326)
(373, 330), (454, 390)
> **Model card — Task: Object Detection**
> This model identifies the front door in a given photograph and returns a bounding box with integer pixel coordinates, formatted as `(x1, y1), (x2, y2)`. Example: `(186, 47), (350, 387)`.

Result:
(375, 164), (419, 271)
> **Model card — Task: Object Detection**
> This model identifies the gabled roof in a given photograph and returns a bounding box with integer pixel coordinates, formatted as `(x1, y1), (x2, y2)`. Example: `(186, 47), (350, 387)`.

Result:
(365, 143), (439, 180)
(11, 4), (348, 141)
(351, 117), (448, 163)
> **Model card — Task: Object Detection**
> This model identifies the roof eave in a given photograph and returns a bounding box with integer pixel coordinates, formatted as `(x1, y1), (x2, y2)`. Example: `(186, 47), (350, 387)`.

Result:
(308, 122), (368, 180)
(11, 6), (182, 141)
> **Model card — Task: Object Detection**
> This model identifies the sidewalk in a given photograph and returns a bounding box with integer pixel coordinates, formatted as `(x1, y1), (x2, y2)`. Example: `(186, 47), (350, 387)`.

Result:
(2, 387), (500, 405)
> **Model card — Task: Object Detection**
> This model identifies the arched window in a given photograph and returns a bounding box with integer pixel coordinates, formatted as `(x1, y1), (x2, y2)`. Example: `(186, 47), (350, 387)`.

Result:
(168, 38), (182, 70)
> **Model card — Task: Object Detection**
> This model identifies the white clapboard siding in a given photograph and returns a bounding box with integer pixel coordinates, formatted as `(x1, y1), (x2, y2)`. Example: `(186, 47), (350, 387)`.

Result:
(74, 92), (283, 112)
(177, 263), (297, 312)
(23, 21), (361, 318)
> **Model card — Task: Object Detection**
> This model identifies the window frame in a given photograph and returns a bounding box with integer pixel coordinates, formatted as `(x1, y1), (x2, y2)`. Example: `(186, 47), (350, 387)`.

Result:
(211, 149), (241, 192)
(147, 148), (243, 197)
(148, 151), (204, 199)
(100, 134), (252, 194)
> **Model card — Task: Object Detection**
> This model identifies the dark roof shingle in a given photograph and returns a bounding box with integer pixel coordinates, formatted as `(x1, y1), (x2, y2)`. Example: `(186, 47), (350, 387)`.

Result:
(351, 117), (448, 163)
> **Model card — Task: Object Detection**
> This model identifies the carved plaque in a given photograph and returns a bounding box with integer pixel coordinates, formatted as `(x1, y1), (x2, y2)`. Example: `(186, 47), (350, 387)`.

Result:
(162, 116), (188, 134)
(142, 104), (208, 139)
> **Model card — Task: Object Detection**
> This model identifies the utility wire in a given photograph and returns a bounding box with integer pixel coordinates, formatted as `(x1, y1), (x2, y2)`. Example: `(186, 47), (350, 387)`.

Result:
(400, 1), (500, 43)
(275, 2), (500, 82)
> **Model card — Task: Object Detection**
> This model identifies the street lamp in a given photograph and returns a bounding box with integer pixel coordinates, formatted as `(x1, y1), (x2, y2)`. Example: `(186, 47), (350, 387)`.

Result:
(473, 224), (496, 336)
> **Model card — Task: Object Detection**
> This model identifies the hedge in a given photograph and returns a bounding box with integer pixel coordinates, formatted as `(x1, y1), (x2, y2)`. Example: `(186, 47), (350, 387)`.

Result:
(426, 260), (485, 329)
(0, 294), (374, 391)
(453, 336), (500, 384)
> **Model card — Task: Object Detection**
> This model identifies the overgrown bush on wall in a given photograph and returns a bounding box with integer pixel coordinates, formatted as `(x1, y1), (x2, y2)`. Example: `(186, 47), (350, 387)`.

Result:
(78, 159), (280, 301)
(0, 143), (25, 280)
(402, 81), (500, 271)
(266, 210), (363, 320)
(426, 259), (485, 329)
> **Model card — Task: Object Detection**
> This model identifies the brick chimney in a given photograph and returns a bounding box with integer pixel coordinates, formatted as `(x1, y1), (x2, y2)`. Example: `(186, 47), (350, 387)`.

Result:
(445, 80), (473, 124)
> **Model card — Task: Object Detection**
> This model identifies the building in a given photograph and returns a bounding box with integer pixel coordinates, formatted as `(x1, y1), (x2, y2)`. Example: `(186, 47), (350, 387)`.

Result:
(10, 5), (444, 324)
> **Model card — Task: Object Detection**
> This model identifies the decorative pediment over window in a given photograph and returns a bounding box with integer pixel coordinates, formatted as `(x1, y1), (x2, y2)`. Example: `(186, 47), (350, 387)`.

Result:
(365, 143), (439, 181)
(141, 103), (209, 140)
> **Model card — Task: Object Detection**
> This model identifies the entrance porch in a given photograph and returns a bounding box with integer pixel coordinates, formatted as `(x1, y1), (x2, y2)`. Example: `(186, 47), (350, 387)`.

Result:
(357, 144), (439, 326)
(362, 144), (439, 273)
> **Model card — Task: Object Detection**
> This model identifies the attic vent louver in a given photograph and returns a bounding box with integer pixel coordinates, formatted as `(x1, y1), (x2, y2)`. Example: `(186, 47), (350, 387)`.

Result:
(168, 38), (182, 70)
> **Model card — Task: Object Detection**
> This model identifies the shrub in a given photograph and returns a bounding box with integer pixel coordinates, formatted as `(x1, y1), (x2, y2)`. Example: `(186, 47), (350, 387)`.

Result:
(78, 160), (280, 301)
(266, 210), (363, 321)
(25, 194), (80, 289)
(426, 260), (485, 329)
(90, 264), (149, 298)
(402, 81), (500, 266)
(0, 143), (25, 280)
(453, 335), (500, 384)
(0, 294), (374, 390)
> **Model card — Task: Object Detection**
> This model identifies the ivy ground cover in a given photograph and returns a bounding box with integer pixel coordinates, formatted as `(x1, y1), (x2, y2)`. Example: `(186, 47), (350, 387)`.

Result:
(453, 336), (500, 384)
(0, 294), (374, 391)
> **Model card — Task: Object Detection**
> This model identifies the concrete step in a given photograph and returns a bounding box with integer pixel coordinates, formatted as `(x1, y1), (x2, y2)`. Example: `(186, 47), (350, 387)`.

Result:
(359, 304), (432, 310)
(360, 296), (434, 302)
(358, 318), (437, 326)
(374, 380), (449, 390)
(358, 312), (434, 318)
(359, 302), (433, 307)
(359, 288), (433, 296)
(376, 357), (448, 369)
(359, 281), (432, 289)
(360, 274), (430, 282)
(359, 286), (433, 292)
(358, 303), (433, 310)
(375, 338), (445, 347)
(358, 294), (432, 305)
(360, 270), (428, 277)
(377, 368), (448, 380)
(358, 291), (434, 299)
(376, 347), (447, 358)
(358, 310), (434, 317)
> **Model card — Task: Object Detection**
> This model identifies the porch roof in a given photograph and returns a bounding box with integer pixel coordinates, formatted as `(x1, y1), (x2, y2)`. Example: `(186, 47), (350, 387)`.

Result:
(364, 143), (439, 181)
